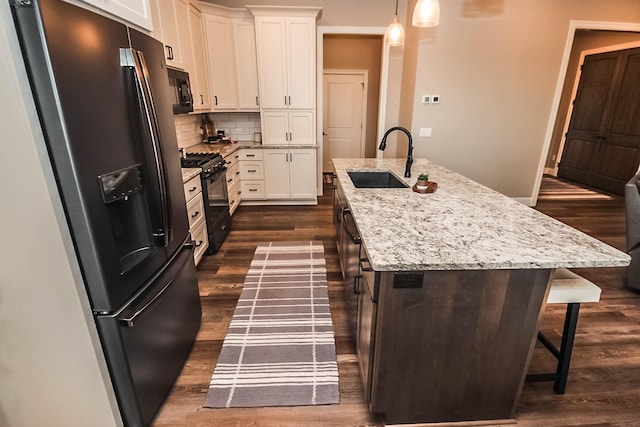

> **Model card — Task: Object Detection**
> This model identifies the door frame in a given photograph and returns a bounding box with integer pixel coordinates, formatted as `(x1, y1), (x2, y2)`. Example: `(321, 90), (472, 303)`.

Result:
(317, 26), (389, 195)
(533, 20), (640, 205)
(551, 40), (640, 177)
(323, 69), (369, 166)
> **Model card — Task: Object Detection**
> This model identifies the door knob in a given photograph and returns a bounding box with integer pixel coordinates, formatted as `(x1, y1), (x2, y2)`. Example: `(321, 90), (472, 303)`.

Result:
(323, 131), (328, 136)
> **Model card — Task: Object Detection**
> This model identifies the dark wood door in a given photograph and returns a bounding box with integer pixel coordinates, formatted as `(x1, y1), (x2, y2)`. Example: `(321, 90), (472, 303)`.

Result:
(558, 47), (640, 194)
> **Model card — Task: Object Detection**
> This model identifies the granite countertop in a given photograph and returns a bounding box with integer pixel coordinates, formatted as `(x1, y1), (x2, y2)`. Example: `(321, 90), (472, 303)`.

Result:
(333, 158), (631, 271)
(185, 141), (320, 158)
(181, 168), (201, 183)
(186, 141), (258, 158)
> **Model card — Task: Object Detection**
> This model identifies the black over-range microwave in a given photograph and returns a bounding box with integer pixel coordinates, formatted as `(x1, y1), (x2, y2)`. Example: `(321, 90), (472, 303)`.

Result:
(168, 67), (193, 115)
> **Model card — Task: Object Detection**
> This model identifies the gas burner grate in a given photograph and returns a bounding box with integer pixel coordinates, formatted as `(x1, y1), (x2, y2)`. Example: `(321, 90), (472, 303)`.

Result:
(181, 152), (226, 175)
(180, 152), (222, 168)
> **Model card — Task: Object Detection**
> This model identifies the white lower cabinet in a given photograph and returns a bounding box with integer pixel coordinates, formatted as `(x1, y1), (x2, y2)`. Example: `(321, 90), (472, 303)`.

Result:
(263, 149), (316, 200)
(240, 181), (265, 200)
(224, 151), (242, 214)
(191, 219), (208, 266)
(239, 149), (265, 200)
(183, 174), (208, 265)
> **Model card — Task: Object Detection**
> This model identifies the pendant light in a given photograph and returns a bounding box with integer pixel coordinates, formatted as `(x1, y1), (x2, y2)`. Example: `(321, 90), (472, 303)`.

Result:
(412, 0), (440, 27)
(385, 0), (405, 47)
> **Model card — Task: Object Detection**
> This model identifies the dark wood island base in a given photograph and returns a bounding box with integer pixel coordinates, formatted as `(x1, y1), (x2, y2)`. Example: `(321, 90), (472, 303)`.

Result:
(358, 268), (552, 425)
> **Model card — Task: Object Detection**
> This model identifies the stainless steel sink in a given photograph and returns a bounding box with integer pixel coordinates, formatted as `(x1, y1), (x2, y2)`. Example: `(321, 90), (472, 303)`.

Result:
(347, 171), (409, 188)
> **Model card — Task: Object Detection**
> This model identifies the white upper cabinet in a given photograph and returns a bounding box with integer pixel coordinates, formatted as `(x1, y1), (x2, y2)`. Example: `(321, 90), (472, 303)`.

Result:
(83, 0), (153, 30)
(203, 13), (238, 110)
(249, 7), (321, 110)
(152, 0), (209, 109)
(233, 17), (260, 110)
(201, 5), (259, 111)
(285, 19), (316, 109)
(254, 18), (288, 109)
(262, 111), (314, 145)
(176, 0), (192, 72)
(151, 0), (189, 70)
(188, 3), (211, 110)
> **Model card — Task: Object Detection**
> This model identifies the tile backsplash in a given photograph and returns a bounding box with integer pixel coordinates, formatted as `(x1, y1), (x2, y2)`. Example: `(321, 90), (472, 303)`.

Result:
(174, 114), (202, 149)
(174, 112), (262, 149)
(208, 112), (261, 142)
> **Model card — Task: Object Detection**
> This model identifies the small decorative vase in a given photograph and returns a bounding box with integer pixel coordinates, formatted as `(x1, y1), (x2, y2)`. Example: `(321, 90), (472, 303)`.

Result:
(416, 179), (429, 190)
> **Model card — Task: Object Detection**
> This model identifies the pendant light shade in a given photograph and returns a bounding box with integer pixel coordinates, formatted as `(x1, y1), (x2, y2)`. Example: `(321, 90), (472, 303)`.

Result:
(412, 0), (440, 27)
(385, 0), (405, 47)
(385, 14), (405, 47)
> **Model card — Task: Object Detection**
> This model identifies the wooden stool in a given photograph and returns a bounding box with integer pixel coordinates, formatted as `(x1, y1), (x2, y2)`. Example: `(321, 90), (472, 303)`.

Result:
(526, 268), (601, 394)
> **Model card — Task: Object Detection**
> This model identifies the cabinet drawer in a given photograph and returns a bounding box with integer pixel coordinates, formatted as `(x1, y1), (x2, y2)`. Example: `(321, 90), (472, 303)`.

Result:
(240, 162), (264, 180)
(224, 151), (241, 168)
(238, 149), (263, 160)
(191, 219), (209, 266)
(183, 175), (202, 202)
(241, 181), (265, 200)
(229, 182), (242, 215)
(186, 191), (205, 229)
(225, 162), (241, 190)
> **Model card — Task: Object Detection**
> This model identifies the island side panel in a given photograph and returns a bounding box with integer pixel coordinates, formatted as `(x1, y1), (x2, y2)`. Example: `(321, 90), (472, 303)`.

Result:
(370, 269), (551, 424)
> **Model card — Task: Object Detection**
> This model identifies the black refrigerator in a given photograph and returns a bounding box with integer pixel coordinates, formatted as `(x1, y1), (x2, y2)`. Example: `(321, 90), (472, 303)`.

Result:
(9, 0), (202, 425)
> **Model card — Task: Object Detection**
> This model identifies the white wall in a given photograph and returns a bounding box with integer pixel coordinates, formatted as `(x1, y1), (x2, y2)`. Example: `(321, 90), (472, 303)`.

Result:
(403, 0), (640, 201)
(0, 3), (121, 426)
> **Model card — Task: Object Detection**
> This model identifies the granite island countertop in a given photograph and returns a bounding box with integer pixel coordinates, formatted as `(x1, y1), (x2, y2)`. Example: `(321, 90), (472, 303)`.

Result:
(333, 158), (631, 271)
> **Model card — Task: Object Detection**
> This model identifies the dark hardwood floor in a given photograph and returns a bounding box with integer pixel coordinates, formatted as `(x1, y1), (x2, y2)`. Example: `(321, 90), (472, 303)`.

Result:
(152, 177), (640, 426)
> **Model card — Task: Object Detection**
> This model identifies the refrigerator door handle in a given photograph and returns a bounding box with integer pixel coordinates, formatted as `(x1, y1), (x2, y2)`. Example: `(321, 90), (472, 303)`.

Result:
(118, 274), (176, 327)
(121, 48), (171, 247)
(118, 244), (194, 327)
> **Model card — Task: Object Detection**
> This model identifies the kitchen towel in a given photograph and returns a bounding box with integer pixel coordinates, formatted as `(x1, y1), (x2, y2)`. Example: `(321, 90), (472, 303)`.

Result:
(204, 241), (339, 408)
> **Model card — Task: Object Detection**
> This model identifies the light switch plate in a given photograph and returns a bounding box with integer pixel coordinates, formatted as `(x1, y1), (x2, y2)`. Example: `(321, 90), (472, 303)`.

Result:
(422, 95), (431, 104)
(419, 127), (432, 137)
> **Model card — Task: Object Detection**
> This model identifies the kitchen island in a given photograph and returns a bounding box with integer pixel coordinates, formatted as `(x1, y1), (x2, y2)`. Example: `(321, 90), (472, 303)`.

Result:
(332, 158), (630, 425)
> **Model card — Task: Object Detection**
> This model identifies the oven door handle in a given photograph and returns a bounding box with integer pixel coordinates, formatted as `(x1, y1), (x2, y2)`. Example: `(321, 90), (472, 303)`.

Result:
(122, 48), (171, 247)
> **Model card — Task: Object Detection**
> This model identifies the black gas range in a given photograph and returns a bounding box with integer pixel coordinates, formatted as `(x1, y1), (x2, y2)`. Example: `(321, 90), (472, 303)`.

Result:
(180, 152), (230, 254)
(180, 152), (225, 176)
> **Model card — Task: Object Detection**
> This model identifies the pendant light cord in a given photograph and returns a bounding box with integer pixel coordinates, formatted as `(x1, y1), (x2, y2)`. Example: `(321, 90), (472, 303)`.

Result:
(395, 0), (399, 15)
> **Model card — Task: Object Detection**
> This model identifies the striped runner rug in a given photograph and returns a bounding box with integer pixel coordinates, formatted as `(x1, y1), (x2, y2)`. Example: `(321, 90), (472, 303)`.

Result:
(204, 241), (340, 408)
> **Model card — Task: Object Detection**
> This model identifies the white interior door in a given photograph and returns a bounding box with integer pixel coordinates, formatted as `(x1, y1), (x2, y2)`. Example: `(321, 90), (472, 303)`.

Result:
(322, 72), (365, 172)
